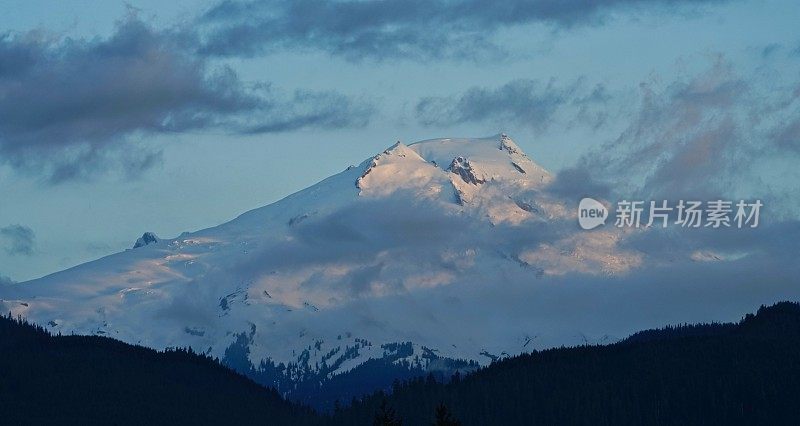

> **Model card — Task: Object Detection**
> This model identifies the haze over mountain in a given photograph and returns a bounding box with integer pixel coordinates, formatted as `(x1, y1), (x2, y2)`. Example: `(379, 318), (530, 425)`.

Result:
(2, 135), (798, 400)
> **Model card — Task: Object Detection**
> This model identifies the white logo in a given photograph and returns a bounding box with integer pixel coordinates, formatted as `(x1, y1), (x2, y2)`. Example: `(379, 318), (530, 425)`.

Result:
(578, 198), (608, 230)
(578, 198), (762, 230)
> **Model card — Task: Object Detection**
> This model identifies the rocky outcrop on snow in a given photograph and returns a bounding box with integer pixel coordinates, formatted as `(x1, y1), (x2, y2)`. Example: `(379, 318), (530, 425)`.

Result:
(132, 232), (159, 249)
(447, 156), (486, 185)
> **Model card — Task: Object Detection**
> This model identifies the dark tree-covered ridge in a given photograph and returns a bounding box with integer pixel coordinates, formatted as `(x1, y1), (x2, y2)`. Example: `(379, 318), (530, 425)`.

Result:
(4, 302), (800, 425)
(329, 301), (800, 426)
(0, 314), (316, 425)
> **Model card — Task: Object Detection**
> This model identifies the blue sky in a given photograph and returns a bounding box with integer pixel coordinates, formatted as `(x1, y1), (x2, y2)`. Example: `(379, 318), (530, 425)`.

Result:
(1, 0), (799, 281)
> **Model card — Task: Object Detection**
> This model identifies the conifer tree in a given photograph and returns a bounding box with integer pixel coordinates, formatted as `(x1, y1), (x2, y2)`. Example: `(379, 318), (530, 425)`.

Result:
(433, 402), (461, 426)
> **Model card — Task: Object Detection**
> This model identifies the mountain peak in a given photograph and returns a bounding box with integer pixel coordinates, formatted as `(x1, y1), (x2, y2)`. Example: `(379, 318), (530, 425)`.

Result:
(382, 141), (416, 156)
(355, 140), (438, 195)
(5, 134), (579, 395)
(409, 134), (552, 186)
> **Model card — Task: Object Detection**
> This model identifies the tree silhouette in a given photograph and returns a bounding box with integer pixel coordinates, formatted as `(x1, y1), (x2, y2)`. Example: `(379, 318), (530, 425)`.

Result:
(434, 402), (461, 426)
(373, 399), (403, 425)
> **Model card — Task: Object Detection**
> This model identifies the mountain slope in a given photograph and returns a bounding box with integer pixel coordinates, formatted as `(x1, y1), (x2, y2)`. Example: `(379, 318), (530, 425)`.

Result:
(1, 135), (580, 373)
(1, 134), (791, 405)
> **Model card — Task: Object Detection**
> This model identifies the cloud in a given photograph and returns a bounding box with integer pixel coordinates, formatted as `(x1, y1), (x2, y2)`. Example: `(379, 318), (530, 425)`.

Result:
(272, 211), (800, 351)
(235, 194), (484, 274)
(0, 16), (375, 183)
(0, 274), (14, 286)
(773, 116), (800, 153)
(760, 43), (781, 58)
(239, 90), (374, 133)
(620, 220), (800, 263)
(543, 56), (800, 216)
(218, 191), (575, 303)
(416, 78), (610, 132)
(0, 225), (35, 256)
(545, 167), (614, 201)
(197, 0), (732, 61)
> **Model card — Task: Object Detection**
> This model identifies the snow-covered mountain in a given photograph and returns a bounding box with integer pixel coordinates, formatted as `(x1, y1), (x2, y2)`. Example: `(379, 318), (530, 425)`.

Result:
(1, 134), (644, 402)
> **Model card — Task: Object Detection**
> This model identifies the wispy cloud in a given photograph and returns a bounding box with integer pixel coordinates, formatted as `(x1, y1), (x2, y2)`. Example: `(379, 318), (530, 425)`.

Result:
(0, 225), (35, 256)
(197, 0), (733, 61)
(239, 90), (374, 134)
(415, 78), (610, 132)
(0, 16), (375, 183)
(546, 56), (800, 215)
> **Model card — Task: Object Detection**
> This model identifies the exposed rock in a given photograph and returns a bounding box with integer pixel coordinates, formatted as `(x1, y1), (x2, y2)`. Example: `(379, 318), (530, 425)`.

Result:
(447, 156), (485, 185)
(184, 326), (205, 337)
(288, 214), (309, 226)
(499, 133), (522, 155)
(132, 232), (159, 249)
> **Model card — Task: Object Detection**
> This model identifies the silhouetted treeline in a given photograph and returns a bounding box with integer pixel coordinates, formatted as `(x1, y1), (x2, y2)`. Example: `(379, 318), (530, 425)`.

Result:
(0, 313), (315, 425)
(4, 302), (800, 425)
(331, 302), (800, 425)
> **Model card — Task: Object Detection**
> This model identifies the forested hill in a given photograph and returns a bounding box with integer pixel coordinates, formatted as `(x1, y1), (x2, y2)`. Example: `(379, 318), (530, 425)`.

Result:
(333, 301), (800, 426)
(4, 302), (800, 425)
(0, 314), (316, 425)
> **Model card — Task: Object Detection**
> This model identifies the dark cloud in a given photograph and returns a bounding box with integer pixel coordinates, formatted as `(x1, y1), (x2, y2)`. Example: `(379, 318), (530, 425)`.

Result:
(0, 225), (35, 256)
(620, 219), (800, 262)
(416, 78), (610, 132)
(198, 0), (731, 61)
(545, 167), (614, 202)
(0, 16), (375, 183)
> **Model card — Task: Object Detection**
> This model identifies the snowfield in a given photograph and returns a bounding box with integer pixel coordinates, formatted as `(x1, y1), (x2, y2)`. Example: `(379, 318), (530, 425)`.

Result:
(2, 134), (796, 390)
